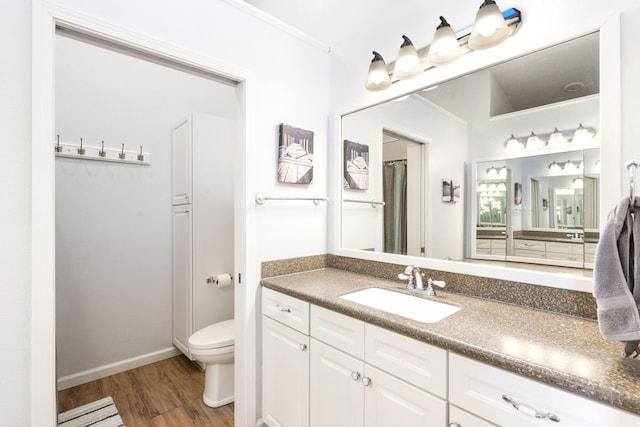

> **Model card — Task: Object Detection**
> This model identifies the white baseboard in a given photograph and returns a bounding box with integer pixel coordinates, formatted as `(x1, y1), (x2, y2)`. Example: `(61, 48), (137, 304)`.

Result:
(57, 346), (181, 390)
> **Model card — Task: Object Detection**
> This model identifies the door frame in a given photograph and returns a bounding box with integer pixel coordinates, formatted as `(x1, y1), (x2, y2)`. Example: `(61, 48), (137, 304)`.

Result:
(31, 2), (257, 425)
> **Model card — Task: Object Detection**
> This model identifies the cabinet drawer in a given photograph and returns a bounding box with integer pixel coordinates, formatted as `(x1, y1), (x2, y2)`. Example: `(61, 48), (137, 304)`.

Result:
(514, 249), (546, 259)
(449, 405), (496, 427)
(514, 239), (545, 252)
(365, 324), (447, 399)
(584, 242), (597, 255)
(546, 251), (583, 262)
(491, 239), (506, 250)
(262, 287), (309, 334)
(546, 241), (581, 255)
(310, 305), (365, 358)
(449, 353), (640, 427)
(476, 239), (491, 249)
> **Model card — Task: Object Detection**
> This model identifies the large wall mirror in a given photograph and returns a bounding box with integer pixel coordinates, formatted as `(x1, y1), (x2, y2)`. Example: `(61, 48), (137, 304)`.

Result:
(338, 26), (618, 291)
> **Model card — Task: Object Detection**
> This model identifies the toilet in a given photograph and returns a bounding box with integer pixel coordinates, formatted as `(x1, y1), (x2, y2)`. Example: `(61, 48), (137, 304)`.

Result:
(188, 319), (234, 408)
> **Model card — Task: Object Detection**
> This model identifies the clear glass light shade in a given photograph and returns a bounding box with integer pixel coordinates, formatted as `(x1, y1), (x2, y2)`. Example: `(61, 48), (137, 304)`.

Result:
(468, 0), (509, 50)
(365, 52), (392, 91)
(526, 131), (545, 149)
(572, 123), (594, 145)
(547, 128), (567, 146)
(393, 35), (423, 80)
(427, 17), (461, 66)
(504, 134), (524, 152)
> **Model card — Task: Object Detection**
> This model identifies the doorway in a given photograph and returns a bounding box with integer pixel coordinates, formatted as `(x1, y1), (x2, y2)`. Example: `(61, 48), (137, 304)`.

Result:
(31, 6), (255, 426)
(382, 130), (426, 257)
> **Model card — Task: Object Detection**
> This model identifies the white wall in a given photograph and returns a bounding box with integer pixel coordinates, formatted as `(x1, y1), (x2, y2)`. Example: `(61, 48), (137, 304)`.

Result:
(54, 34), (237, 378)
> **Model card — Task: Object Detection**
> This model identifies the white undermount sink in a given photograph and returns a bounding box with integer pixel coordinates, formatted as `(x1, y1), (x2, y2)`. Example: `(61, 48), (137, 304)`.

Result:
(340, 287), (460, 323)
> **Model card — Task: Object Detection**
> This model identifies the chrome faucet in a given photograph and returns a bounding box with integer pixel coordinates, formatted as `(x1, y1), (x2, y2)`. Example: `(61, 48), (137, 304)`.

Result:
(398, 265), (446, 296)
(398, 265), (425, 291)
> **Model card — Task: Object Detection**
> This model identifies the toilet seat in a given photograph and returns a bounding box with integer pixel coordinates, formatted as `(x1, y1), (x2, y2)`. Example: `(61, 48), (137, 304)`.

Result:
(189, 319), (234, 350)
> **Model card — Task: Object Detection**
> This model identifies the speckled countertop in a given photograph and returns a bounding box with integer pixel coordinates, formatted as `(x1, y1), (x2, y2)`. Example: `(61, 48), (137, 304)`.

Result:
(261, 268), (640, 416)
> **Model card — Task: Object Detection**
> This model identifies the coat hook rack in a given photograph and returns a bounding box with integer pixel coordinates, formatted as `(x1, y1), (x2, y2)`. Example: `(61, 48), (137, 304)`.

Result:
(54, 136), (151, 165)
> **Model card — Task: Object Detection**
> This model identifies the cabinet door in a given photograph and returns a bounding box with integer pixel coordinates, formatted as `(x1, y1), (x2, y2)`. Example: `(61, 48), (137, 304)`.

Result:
(449, 405), (496, 427)
(172, 116), (192, 205)
(310, 339), (364, 427)
(172, 205), (193, 358)
(263, 316), (310, 427)
(364, 364), (446, 427)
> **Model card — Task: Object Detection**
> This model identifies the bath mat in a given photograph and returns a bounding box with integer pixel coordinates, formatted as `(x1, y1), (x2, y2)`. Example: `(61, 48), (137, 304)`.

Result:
(58, 396), (124, 427)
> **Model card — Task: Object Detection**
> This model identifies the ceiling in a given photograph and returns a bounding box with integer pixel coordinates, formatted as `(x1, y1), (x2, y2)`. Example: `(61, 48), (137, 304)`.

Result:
(419, 32), (600, 118)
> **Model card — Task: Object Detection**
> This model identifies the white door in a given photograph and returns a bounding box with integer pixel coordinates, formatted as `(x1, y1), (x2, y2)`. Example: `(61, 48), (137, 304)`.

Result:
(364, 364), (446, 427)
(172, 116), (192, 206)
(172, 205), (193, 358)
(262, 316), (310, 427)
(310, 339), (364, 427)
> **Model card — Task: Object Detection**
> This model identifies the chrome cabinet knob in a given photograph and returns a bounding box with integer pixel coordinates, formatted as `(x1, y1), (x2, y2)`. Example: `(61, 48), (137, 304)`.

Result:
(299, 344), (307, 351)
(351, 371), (361, 381)
(361, 376), (372, 386)
(449, 423), (461, 427)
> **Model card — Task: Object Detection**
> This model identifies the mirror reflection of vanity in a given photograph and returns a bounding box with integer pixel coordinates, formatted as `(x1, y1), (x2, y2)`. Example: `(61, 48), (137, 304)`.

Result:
(337, 24), (618, 290)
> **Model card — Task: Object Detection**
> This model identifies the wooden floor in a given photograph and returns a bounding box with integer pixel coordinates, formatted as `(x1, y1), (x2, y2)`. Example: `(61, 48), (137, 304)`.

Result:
(57, 355), (234, 427)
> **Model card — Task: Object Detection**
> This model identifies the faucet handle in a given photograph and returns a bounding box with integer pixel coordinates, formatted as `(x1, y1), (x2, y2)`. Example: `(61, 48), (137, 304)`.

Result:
(398, 272), (414, 290)
(428, 279), (446, 289)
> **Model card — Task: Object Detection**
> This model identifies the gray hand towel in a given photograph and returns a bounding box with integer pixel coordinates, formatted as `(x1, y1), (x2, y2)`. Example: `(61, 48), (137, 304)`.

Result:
(593, 196), (640, 356)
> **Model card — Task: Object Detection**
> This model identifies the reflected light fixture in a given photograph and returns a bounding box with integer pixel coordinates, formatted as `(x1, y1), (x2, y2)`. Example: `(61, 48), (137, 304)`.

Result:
(563, 160), (578, 172)
(468, 0), (510, 50)
(548, 161), (563, 173)
(547, 128), (567, 147)
(365, 51), (392, 91)
(486, 166), (498, 178)
(426, 16), (461, 66)
(505, 134), (524, 152)
(526, 131), (545, 149)
(392, 35), (423, 80)
(572, 123), (594, 145)
(573, 177), (584, 189)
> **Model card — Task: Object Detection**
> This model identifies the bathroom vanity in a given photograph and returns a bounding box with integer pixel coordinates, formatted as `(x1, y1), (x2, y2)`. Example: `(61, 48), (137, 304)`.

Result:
(261, 268), (640, 427)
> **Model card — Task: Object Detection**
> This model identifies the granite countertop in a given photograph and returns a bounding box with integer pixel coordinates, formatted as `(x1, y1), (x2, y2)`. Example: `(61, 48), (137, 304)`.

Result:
(514, 235), (594, 244)
(261, 268), (640, 416)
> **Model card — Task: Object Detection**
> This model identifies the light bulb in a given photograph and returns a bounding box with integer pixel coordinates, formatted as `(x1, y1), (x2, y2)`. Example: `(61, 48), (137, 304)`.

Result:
(526, 131), (545, 149)
(392, 35), (423, 80)
(548, 161), (562, 173)
(547, 128), (566, 146)
(505, 134), (524, 152)
(468, 0), (509, 50)
(427, 17), (461, 66)
(365, 51), (392, 91)
(572, 123), (594, 145)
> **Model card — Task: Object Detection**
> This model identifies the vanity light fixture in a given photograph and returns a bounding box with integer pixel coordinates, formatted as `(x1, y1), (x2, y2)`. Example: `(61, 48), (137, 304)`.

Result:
(497, 182), (507, 191)
(547, 127), (567, 147)
(468, 0), (510, 50)
(504, 134), (525, 152)
(365, 5), (522, 91)
(572, 123), (595, 145)
(365, 51), (393, 91)
(426, 16), (461, 66)
(526, 131), (546, 150)
(392, 35), (423, 80)
(486, 166), (499, 178)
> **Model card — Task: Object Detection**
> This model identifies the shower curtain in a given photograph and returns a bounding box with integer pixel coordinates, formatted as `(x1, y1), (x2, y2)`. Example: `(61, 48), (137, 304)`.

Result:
(383, 160), (407, 255)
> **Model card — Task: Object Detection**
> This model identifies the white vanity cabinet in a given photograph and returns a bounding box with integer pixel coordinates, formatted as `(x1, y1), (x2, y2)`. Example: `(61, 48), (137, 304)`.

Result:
(449, 353), (640, 427)
(309, 305), (447, 427)
(262, 288), (310, 427)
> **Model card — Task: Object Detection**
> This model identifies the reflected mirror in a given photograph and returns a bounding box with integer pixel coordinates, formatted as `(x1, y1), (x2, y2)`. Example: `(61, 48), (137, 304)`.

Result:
(341, 32), (600, 273)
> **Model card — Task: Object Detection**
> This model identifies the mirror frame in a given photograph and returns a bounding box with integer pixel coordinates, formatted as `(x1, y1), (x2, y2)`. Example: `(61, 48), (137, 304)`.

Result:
(331, 13), (621, 293)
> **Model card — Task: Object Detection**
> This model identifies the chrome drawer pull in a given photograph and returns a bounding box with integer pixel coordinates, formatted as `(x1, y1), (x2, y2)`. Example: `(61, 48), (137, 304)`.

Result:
(502, 394), (560, 422)
(276, 304), (291, 313)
